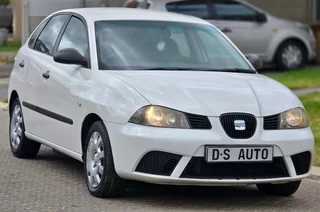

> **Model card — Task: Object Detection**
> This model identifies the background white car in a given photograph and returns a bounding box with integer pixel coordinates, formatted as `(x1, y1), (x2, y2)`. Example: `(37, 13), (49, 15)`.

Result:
(8, 8), (314, 198)
(124, 0), (317, 70)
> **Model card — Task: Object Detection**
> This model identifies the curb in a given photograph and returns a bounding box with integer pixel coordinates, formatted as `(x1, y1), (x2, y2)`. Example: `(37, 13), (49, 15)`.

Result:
(310, 166), (320, 181)
(0, 77), (9, 84)
(0, 102), (8, 111)
(0, 64), (13, 79)
(293, 87), (320, 96)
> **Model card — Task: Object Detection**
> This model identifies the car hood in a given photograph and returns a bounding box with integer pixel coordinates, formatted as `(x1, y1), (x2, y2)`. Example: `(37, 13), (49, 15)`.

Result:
(110, 71), (302, 117)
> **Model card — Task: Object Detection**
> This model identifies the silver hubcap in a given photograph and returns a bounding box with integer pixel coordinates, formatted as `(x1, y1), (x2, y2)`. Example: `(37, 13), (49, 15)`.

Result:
(86, 131), (104, 188)
(281, 44), (303, 69)
(10, 105), (23, 149)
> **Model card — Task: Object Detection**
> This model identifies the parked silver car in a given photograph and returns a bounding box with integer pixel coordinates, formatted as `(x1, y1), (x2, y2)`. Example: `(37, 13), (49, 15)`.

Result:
(124, 0), (317, 70)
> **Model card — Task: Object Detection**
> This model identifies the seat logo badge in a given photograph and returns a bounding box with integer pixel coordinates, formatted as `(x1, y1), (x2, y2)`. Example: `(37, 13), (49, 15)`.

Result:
(234, 120), (246, 131)
(157, 41), (166, 52)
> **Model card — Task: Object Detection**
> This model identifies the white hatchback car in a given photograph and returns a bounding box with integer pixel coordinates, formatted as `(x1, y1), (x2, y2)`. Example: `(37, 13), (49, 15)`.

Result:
(8, 8), (314, 198)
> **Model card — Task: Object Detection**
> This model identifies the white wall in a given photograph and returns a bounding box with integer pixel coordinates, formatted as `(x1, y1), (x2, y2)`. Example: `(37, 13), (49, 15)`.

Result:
(22, 0), (127, 43)
(29, 0), (83, 16)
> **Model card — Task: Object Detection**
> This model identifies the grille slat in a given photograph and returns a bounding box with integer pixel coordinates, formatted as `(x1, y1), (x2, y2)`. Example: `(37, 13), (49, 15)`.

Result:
(186, 113), (212, 130)
(180, 157), (289, 179)
(291, 151), (311, 175)
(220, 113), (257, 139)
(135, 151), (182, 176)
(264, 114), (280, 130)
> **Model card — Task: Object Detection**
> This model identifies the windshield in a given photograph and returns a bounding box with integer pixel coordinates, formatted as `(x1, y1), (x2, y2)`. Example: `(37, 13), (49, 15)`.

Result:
(95, 21), (253, 71)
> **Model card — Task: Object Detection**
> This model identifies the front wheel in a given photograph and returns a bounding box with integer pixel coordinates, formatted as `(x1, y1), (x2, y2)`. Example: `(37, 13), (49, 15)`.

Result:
(9, 98), (41, 158)
(84, 121), (126, 198)
(256, 180), (301, 196)
(275, 40), (306, 70)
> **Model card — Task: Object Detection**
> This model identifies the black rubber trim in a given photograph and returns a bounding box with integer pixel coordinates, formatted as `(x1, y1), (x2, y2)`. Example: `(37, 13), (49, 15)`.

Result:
(22, 102), (73, 125)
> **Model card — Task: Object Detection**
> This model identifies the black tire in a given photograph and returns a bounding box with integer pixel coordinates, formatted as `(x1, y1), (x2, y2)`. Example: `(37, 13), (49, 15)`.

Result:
(256, 180), (301, 196)
(9, 98), (41, 158)
(275, 40), (307, 71)
(84, 121), (126, 198)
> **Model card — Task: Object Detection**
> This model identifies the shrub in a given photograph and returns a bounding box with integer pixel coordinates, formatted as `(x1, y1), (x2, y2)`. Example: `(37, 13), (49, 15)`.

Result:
(0, 0), (10, 6)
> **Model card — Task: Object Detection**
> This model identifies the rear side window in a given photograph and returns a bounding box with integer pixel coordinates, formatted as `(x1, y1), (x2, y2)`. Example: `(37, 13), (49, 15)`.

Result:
(213, 0), (257, 21)
(28, 19), (48, 48)
(166, 0), (210, 19)
(34, 15), (68, 55)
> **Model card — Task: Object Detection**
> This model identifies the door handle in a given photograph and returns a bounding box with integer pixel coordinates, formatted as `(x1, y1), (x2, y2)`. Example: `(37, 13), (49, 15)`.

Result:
(221, 28), (232, 33)
(19, 61), (25, 68)
(42, 71), (50, 79)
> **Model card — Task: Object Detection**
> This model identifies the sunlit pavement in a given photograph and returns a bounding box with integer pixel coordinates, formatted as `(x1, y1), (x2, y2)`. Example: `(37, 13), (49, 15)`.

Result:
(1, 110), (320, 212)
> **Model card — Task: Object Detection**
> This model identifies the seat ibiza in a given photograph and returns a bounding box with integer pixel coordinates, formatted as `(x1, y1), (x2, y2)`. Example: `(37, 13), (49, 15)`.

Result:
(8, 8), (314, 198)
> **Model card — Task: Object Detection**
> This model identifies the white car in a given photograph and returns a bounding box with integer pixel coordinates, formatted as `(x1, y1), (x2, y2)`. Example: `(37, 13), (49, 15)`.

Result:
(8, 8), (314, 198)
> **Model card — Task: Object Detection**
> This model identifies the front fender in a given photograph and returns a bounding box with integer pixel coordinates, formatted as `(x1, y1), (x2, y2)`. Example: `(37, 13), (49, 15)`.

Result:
(77, 70), (150, 124)
(267, 29), (311, 62)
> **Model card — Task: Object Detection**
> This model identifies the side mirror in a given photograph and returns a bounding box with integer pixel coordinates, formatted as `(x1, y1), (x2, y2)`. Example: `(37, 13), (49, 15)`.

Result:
(53, 48), (88, 67)
(256, 13), (267, 23)
(246, 54), (263, 70)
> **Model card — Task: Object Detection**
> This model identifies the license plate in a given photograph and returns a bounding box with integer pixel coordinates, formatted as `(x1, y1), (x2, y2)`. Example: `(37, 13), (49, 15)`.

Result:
(205, 146), (273, 163)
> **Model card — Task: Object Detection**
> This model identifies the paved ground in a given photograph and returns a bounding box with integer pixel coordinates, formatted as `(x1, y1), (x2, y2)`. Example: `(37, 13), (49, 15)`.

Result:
(0, 64), (13, 79)
(1, 111), (320, 212)
(0, 83), (8, 100)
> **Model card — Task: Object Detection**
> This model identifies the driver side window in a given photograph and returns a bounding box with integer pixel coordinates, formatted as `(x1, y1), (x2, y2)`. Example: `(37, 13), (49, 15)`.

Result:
(34, 15), (68, 55)
(57, 16), (89, 58)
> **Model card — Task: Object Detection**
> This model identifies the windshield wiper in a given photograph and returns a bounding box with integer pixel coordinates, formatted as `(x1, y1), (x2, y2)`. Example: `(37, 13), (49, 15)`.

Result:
(136, 67), (256, 73)
(221, 68), (256, 74)
(139, 67), (196, 71)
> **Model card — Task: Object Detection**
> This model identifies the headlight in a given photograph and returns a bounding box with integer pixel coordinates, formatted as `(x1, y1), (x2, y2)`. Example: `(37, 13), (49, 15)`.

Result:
(280, 108), (309, 129)
(297, 22), (313, 35)
(129, 106), (190, 129)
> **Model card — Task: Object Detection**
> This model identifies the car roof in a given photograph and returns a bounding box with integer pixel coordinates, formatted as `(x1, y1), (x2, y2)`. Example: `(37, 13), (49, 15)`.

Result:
(54, 8), (210, 25)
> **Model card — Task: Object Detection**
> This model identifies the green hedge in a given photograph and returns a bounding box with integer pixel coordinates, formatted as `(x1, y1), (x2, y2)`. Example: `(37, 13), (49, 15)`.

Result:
(0, 0), (10, 6)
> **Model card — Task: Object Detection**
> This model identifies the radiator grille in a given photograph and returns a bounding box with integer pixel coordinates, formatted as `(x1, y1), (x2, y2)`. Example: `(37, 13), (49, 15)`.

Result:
(220, 113), (257, 139)
(180, 157), (289, 179)
(264, 114), (280, 130)
(185, 113), (212, 130)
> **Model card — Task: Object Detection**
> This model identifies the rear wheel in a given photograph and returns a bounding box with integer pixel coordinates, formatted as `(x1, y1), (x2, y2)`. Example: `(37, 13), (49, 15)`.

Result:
(275, 40), (306, 70)
(256, 180), (301, 196)
(9, 98), (41, 158)
(84, 121), (126, 198)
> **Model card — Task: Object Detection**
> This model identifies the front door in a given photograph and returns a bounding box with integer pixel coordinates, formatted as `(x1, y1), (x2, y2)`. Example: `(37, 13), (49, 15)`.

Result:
(209, 0), (273, 59)
(37, 15), (90, 153)
(21, 14), (69, 136)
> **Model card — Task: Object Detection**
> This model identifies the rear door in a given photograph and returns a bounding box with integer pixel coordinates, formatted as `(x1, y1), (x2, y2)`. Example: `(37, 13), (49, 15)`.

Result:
(211, 0), (272, 57)
(36, 15), (90, 153)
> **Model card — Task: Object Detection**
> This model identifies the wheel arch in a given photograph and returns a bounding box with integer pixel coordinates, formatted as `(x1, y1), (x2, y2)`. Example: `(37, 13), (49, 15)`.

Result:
(9, 90), (19, 116)
(272, 37), (308, 62)
(81, 113), (103, 158)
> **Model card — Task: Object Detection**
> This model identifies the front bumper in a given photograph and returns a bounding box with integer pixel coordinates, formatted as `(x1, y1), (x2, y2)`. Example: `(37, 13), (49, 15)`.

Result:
(307, 35), (317, 61)
(105, 117), (314, 185)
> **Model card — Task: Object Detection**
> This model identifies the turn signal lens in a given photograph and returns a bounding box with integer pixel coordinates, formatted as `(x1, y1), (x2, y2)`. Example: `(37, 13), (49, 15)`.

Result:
(129, 106), (190, 129)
